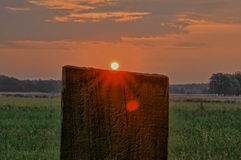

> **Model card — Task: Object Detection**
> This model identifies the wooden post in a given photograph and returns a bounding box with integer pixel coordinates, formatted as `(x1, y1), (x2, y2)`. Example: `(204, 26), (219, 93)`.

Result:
(61, 66), (169, 160)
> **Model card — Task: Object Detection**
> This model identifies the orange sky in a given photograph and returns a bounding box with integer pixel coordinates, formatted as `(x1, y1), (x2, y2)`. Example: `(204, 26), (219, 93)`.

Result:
(1, 0), (241, 84)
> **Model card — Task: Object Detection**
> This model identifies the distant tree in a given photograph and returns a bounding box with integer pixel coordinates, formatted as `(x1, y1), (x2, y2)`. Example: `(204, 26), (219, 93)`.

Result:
(234, 72), (241, 95)
(0, 75), (61, 93)
(209, 73), (223, 95)
(209, 72), (241, 96)
(170, 83), (209, 94)
(0, 75), (23, 92)
(230, 77), (240, 96)
(22, 80), (35, 92)
(220, 74), (233, 95)
(202, 88), (209, 94)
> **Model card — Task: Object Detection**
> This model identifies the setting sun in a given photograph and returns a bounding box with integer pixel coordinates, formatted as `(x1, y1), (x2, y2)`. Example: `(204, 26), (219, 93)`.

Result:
(111, 62), (119, 70)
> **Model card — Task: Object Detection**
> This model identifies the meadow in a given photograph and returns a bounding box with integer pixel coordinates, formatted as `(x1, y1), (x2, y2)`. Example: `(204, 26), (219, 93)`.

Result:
(0, 95), (241, 159)
(0, 96), (61, 160)
(169, 101), (241, 160)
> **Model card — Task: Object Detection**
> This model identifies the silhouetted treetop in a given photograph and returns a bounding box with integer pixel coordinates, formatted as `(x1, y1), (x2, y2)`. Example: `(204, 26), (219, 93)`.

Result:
(0, 75), (61, 93)
(209, 72), (241, 96)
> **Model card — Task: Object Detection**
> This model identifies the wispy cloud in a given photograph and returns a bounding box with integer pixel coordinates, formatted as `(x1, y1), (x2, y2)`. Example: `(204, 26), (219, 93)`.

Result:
(80, 0), (117, 5)
(28, 0), (95, 11)
(53, 12), (150, 22)
(177, 12), (209, 25)
(27, 0), (150, 23)
(121, 34), (179, 41)
(53, 16), (71, 22)
(115, 16), (143, 22)
(7, 40), (71, 50)
(3, 0), (241, 49)
(63, 0), (117, 5)
(176, 42), (207, 49)
(4, 39), (145, 50)
(5, 7), (31, 11)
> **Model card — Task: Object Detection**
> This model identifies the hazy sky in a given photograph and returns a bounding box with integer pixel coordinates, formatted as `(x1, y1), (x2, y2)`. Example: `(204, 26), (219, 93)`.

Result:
(1, 0), (241, 84)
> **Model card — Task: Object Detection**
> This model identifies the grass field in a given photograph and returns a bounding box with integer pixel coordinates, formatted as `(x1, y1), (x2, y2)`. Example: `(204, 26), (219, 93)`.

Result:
(169, 101), (241, 160)
(0, 96), (241, 159)
(0, 96), (61, 160)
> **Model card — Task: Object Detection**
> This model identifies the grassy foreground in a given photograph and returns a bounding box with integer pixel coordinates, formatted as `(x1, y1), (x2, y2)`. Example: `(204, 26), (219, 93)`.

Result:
(0, 96), (241, 159)
(169, 102), (241, 160)
(0, 97), (61, 160)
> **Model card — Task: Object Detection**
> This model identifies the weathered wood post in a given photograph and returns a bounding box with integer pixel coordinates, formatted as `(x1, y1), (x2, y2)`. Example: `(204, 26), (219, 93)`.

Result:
(61, 65), (169, 160)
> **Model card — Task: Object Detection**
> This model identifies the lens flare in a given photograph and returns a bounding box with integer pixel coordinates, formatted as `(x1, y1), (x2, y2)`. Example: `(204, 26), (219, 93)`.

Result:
(126, 100), (139, 111)
(111, 62), (119, 70)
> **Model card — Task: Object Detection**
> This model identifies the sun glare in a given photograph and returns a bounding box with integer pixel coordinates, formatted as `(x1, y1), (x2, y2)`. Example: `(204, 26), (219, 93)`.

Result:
(111, 62), (119, 70)
(126, 100), (139, 111)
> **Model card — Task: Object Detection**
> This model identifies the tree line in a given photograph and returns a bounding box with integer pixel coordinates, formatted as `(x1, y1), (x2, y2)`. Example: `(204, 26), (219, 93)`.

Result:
(209, 72), (241, 96)
(170, 83), (209, 94)
(1, 72), (241, 95)
(0, 75), (61, 93)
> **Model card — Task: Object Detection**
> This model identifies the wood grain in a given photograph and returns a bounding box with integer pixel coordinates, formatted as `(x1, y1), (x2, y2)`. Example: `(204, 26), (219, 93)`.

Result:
(61, 66), (169, 160)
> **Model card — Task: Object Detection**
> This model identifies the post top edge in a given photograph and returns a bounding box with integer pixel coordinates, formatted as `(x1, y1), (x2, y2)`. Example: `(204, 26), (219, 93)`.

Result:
(63, 65), (169, 79)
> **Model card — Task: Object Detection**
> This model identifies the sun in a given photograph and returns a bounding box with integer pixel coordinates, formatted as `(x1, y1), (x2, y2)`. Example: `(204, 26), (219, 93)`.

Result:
(111, 62), (119, 70)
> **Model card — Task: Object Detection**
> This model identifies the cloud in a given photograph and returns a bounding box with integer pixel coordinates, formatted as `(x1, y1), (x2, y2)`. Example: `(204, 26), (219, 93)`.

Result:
(4, 40), (70, 50)
(59, 0), (117, 5)
(115, 16), (143, 22)
(2, 39), (142, 50)
(53, 11), (150, 22)
(80, 0), (117, 5)
(177, 12), (209, 25)
(176, 42), (207, 49)
(27, 0), (150, 23)
(28, 0), (95, 11)
(5, 7), (31, 11)
(2, 40), (108, 50)
(2, 0), (241, 48)
(121, 35), (179, 41)
(53, 16), (71, 22)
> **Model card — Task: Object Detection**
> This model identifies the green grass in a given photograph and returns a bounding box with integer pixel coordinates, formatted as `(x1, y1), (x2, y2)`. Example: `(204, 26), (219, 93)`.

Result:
(0, 96), (60, 107)
(0, 97), (61, 160)
(1, 97), (241, 159)
(169, 101), (241, 160)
